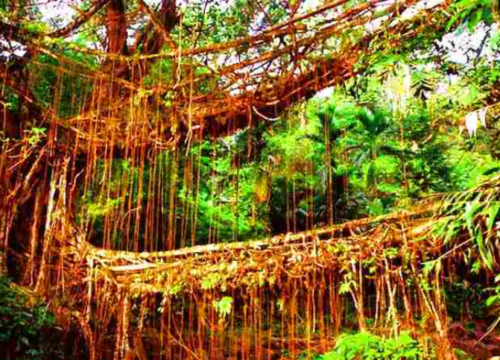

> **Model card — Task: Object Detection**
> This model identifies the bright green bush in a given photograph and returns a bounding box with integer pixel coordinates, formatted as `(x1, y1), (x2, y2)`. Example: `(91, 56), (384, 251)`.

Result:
(318, 331), (422, 360)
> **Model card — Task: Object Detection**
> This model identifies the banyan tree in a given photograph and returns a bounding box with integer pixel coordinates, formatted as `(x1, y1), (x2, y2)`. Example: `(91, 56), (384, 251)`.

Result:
(0, 0), (499, 359)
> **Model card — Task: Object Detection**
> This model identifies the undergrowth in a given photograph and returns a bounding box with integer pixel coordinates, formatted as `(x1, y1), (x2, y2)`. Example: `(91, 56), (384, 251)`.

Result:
(316, 331), (422, 360)
(0, 276), (63, 360)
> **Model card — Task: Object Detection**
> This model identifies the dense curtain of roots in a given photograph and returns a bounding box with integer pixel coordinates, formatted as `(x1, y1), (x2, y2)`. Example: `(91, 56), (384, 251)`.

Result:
(0, 72), (491, 360)
(1, 0), (498, 359)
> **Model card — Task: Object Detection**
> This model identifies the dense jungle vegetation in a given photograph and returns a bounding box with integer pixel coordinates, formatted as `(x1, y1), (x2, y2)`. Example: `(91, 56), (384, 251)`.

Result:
(1, 0), (500, 359)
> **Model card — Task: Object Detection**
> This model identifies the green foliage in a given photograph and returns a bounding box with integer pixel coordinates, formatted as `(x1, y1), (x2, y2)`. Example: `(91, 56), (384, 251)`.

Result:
(318, 331), (422, 360)
(486, 274), (500, 312)
(0, 277), (63, 360)
(213, 296), (233, 318)
(200, 273), (223, 290)
(86, 198), (121, 219)
(179, 0), (288, 47)
(313, 73), (454, 217)
(28, 47), (96, 117)
(25, 127), (46, 146)
(434, 176), (500, 273)
(447, 149), (500, 190)
(167, 282), (184, 297)
(445, 280), (488, 320)
(454, 348), (474, 360)
(188, 137), (269, 242)
(446, 0), (494, 31)
(22, 21), (47, 34)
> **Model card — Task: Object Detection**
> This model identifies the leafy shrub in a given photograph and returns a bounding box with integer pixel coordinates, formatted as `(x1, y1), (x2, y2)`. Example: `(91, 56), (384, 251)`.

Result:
(445, 280), (488, 320)
(318, 331), (422, 360)
(0, 276), (63, 360)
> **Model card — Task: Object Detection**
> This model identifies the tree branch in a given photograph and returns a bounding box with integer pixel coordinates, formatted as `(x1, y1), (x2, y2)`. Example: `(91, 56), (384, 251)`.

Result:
(49, 0), (111, 39)
(137, 0), (177, 51)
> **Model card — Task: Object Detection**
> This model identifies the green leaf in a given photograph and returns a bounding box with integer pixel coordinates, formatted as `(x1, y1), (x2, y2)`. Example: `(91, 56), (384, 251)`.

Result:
(487, 203), (500, 232)
(467, 8), (483, 31)
(476, 231), (494, 270)
(213, 296), (233, 317)
(486, 295), (499, 307)
(465, 201), (480, 235)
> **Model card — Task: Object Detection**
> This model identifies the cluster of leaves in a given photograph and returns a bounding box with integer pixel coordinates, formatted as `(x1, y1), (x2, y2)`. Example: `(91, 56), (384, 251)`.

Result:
(447, 0), (496, 32)
(213, 296), (233, 318)
(312, 75), (438, 216)
(0, 277), (63, 360)
(445, 280), (489, 321)
(487, 274), (500, 308)
(175, 138), (269, 242)
(431, 175), (500, 335)
(179, 0), (288, 47)
(317, 331), (422, 360)
(433, 175), (500, 272)
(485, 275), (500, 336)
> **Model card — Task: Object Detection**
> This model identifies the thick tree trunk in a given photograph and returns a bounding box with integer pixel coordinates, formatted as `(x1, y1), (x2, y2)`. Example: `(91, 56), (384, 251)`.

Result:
(0, 102), (20, 140)
(106, 0), (128, 55)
